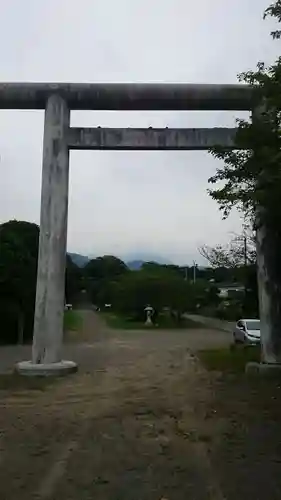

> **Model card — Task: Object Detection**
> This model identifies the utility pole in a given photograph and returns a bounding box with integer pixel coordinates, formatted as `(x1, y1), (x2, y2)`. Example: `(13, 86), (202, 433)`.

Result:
(193, 261), (197, 284)
(244, 235), (248, 267)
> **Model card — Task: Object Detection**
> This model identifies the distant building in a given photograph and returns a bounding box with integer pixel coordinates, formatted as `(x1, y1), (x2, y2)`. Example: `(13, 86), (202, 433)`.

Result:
(217, 284), (245, 299)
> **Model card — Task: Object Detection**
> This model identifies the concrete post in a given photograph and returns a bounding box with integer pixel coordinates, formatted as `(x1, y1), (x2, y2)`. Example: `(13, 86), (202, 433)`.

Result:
(32, 94), (70, 364)
(254, 105), (281, 365)
(256, 218), (281, 364)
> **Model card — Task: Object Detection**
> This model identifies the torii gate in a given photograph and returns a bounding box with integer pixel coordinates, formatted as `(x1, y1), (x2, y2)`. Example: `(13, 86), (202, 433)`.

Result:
(0, 82), (274, 375)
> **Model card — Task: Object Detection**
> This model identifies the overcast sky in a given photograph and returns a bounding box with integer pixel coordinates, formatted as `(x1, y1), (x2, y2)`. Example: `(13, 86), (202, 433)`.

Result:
(0, 0), (278, 264)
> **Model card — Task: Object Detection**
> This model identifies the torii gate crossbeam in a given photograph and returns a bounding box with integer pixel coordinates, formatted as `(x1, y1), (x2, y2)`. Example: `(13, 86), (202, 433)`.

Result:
(68, 127), (237, 150)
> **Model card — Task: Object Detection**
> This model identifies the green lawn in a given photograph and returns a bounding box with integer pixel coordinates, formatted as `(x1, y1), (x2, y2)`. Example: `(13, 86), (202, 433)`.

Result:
(64, 310), (83, 331)
(198, 345), (261, 373)
(102, 312), (202, 330)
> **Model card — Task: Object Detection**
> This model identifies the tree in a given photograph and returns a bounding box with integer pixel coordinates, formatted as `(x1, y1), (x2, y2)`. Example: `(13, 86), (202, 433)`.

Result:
(208, 1), (281, 362)
(0, 221), (87, 343)
(208, 1), (281, 220)
(113, 270), (167, 319)
(112, 266), (196, 324)
(0, 220), (39, 344)
(85, 255), (128, 280)
(65, 255), (83, 304)
(199, 231), (256, 269)
(199, 234), (259, 317)
(84, 255), (128, 306)
(264, 0), (281, 38)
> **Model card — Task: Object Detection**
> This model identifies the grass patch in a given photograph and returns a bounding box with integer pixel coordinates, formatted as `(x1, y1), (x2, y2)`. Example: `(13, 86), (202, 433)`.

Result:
(198, 345), (261, 373)
(64, 310), (83, 331)
(201, 352), (281, 499)
(101, 313), (145, 330)
(102, 312), (202, 330)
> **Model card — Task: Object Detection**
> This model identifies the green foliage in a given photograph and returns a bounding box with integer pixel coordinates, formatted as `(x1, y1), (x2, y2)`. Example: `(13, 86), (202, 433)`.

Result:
(84, 255), (128, 306)
(0, 220), (82, 344)
(198, 346), (261, 373)
(102, 311), (202, 329)
(264, 0), (281, 39)
(102, 312), (147, 329)
(64, 310), (82, 331)
(111, 270), (167, 316)
(85, 255), (128, 281)
(111, 266), (197, 322)
(205, 1), (281, 327)
(0, 220), (39, 343)
(208, 1), (281, 229)
(209, 100), (281, 224)
(65, 255), (83, 304)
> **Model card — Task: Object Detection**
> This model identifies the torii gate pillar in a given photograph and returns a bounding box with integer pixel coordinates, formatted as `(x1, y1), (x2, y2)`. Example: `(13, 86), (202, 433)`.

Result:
(17, 95), (77, 375)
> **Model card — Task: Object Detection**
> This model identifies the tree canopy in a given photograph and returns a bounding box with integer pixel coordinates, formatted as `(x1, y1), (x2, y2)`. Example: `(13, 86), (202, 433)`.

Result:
(0, 220), (39, 343)
(264, 0), (281, 38)
(84, 255), (128, 306)
(65, 254), (83, 304)
(208, 1), (281, 229)
(84, 255), (128, 281)
(0, 220), (84, 344)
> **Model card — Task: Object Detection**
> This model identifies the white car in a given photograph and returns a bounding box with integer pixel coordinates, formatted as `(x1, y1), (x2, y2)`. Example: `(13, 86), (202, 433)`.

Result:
(233, 319), (261, 345)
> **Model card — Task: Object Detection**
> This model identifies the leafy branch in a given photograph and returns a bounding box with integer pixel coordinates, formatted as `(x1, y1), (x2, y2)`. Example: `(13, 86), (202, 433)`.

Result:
(208, 1), (281, 229)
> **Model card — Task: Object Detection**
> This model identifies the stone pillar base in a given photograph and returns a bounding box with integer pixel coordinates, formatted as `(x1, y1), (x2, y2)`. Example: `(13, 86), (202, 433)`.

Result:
(246, 362), (281, 377)
(15, 360), (78, 377)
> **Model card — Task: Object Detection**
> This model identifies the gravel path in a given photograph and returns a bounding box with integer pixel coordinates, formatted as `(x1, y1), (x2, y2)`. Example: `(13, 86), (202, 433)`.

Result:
(0, 311), (230, 500)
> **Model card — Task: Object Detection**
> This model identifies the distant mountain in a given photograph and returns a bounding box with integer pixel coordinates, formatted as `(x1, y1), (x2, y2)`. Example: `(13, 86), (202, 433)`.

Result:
(126, 260), (144, 270)
(123, 253), (173, 266)
(68, 253), (90, 268)
(126, 255), (175, 270)
(68, 252), (173, 269)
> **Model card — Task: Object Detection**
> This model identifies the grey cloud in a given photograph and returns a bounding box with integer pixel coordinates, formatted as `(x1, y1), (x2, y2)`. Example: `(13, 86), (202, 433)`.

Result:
(0, 0), (277, 264)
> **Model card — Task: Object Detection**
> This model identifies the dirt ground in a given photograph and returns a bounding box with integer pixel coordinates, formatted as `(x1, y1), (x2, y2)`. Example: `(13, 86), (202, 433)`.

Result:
(0, 311), (280, 499)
